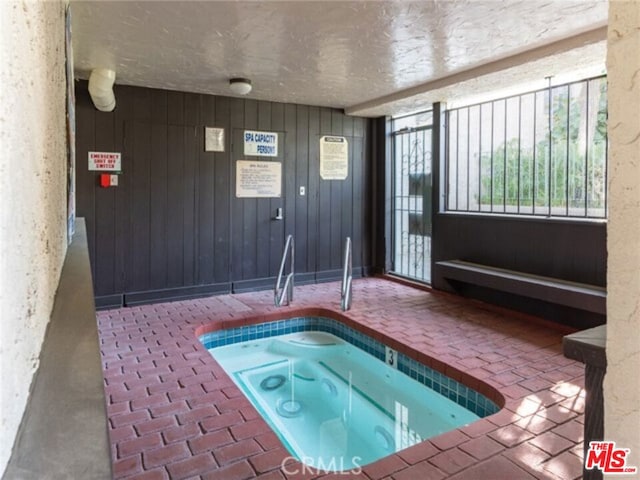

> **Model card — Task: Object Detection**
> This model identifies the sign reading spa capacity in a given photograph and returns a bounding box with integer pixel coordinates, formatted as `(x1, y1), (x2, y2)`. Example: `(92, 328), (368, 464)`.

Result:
(88, 151), (121, 171)
(244, 130), (278, 157)
(320, 136), (348, 180)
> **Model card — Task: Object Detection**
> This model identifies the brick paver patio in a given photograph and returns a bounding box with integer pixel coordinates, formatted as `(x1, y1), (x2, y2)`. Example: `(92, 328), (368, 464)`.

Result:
(97, 278), (586, 479)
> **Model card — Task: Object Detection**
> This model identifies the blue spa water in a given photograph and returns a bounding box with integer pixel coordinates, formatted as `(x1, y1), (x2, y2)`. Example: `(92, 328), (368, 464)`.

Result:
(209, 331), (480, 471)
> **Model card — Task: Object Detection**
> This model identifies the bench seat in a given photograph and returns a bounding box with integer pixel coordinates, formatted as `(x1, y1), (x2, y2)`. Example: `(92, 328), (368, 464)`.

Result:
(436, 260), (606, 315)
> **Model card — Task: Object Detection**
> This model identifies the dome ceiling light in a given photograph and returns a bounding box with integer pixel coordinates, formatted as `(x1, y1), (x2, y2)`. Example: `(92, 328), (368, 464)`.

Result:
(229, 78), (252, 95)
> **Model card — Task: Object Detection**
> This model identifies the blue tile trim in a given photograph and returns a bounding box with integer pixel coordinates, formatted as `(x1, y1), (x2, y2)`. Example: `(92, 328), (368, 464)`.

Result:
(198, 316), (499, 418)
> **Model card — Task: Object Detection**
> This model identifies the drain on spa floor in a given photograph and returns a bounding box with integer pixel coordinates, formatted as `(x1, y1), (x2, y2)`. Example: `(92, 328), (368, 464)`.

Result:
(260, 374), (286, 391)
(277, 398), (303, 418)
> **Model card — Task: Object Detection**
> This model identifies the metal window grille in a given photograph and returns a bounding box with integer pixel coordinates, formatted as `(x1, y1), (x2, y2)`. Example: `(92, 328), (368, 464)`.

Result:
(445, 75), (608, 219)
(391, 111), (433, 283)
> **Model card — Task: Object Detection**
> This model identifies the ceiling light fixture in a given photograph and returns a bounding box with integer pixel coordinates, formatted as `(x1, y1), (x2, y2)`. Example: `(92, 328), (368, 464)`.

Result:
(229, 78), (252, 96)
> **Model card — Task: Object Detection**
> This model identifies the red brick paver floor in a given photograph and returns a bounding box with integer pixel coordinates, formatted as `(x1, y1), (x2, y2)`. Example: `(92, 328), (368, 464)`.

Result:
(97, 278), (586, 479)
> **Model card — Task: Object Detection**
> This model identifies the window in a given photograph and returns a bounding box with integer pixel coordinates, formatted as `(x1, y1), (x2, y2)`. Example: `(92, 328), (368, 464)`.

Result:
(446, 76), (607, 218)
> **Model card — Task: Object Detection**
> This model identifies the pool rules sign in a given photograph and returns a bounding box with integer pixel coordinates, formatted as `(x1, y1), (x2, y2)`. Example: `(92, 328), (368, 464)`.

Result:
(236, 160), (282, 198)
(320, 136), (348, 180)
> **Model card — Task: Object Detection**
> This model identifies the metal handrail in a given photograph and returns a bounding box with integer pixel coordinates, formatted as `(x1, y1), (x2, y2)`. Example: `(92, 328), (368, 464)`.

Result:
(341, 237), (352, 311)
(274, 235), (294, 307)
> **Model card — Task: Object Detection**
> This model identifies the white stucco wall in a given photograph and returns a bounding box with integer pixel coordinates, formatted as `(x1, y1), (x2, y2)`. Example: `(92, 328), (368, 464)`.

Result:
(605, 0), (640, 475)
(0, 0), (68, 474)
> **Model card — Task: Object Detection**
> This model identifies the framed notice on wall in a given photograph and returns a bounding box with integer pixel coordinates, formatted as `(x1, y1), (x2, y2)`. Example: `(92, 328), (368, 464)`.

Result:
(236, 160), (282, 198)
(205, 127), (225, 152)
(320, 135), (348, 180)
(88, 151), (121, 171)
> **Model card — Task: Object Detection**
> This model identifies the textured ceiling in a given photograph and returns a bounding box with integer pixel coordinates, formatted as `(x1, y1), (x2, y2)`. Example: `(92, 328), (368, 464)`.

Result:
(71, 1), (608, 117)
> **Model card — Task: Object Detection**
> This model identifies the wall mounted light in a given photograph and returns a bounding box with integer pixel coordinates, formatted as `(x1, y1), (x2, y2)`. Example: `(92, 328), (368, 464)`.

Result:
(88, 68), (116, 112)
(229, 78), (252, 96)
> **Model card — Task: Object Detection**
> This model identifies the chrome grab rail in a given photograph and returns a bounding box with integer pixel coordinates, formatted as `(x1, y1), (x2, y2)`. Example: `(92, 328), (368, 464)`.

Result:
(341, 237), (352, 311)
(274, 235), (294, 307)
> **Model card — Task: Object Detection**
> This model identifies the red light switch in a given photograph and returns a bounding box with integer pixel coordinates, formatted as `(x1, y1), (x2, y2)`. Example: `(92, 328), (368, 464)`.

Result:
(100, 174), (111, 188)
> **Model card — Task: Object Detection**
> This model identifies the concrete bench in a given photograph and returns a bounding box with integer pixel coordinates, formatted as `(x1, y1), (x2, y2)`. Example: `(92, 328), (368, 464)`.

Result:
(4, 219), (111, 479)
(436, 260), (606, 315)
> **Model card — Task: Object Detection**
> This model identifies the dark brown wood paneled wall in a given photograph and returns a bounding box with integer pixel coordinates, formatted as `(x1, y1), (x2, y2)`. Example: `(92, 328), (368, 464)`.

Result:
(75, 82), (372, 308)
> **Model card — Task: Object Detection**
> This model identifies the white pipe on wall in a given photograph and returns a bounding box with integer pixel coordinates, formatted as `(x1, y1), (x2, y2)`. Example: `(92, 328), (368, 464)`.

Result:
(88, 68), (116, 112)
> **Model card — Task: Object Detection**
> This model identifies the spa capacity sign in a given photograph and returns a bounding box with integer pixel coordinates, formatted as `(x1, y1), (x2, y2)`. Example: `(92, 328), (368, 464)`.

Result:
(320, 136), (348, 180)
(88, 151), (121, 171)
(236, 160), (282, 198)
(244, 130), (278, 157)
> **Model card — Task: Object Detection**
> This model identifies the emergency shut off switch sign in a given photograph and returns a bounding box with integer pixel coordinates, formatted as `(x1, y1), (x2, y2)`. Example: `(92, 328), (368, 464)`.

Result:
(88, 151), (121, 171)
(89, 151), (121, 189)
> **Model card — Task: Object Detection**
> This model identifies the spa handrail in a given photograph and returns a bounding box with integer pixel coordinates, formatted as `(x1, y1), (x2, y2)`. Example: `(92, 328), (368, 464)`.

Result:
(275, 234), (294, 307)
(341, 237), (352, 311)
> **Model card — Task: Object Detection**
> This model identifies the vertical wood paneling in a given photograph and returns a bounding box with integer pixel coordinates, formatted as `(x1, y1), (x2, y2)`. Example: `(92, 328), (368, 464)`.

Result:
(133, 88), (153, 123)
(166, 125), (185, 287)
(241, 99), (258, 280)
(184, 93), (200, 126)
(330, 111), (343, 270)
(130, 121), (151, 291)
(182, 123), (197, 285)
(151, 89), (168, 125)
(317, 109), (333, 272)
(186, 94), (201, 283)
(198, 94), (216, 284)
(167, 91), (184, 125)
(93, 112), (116, 295)
(352, 137), (364, 268)
(76, 82), (373, 304)
(229, 98), (245, 282)
(270, 102), (286, 276)
(114, 87), (134, 294)
(214, 96), (231, 283)
(307, 107), (320, 273)
(342, 116), (355, 269)
(256, 101), (272, 279)
(149, 123), (168, 289)
(295, 105), (309, 273)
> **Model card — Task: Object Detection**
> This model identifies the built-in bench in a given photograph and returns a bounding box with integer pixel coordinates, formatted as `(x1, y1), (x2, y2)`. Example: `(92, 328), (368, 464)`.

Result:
(436, 260), (606, 315)
(4, 219), (111, 479)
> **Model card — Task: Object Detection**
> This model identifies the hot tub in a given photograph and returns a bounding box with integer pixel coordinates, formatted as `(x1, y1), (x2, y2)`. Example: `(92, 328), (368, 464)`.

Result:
(199, 316), (499, 472)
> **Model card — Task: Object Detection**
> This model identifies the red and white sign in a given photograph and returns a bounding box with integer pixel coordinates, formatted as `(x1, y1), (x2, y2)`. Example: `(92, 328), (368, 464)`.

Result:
(88, 151), (121, 171)
(586, 441), (637, 474)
